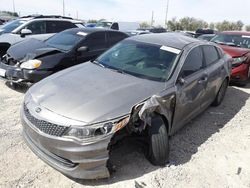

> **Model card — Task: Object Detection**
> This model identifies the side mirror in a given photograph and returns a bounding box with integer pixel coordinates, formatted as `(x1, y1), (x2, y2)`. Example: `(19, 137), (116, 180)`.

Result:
(20, 29), (32, 37)
(77, 46), (88, 53)
(178, 77), (186, 85)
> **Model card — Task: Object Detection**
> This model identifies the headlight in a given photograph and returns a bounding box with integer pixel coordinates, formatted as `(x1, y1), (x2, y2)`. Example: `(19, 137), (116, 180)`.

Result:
(232, 56), (247, 65)
(20, 59), (42, 69)
(63, 117), (129, 141)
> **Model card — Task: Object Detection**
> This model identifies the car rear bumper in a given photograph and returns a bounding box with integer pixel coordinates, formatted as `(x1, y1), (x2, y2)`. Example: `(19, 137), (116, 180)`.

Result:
(21, 103), (112, 179)
(0, 61), (52, 83)
(231, 63), (249, 83)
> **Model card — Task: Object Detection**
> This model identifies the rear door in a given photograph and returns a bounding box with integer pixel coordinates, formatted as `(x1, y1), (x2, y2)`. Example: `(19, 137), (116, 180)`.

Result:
(172, 46), (207, 133)
(201, 45), (225, 109)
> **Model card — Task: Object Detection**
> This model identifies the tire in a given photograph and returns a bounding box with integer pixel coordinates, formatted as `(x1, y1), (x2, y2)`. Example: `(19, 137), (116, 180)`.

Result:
(212, 79), (228, 106)
(147, 114), (169, 166)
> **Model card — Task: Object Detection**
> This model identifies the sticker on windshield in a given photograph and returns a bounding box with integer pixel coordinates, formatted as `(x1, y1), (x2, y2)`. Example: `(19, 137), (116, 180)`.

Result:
(160, 46), (181, 54)
(242, 35), (250, 38)
(77, 32), (87, 36)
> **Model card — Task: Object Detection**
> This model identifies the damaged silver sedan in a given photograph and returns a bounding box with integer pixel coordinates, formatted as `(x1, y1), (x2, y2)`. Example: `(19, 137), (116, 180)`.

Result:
(21, 33), (231, 179)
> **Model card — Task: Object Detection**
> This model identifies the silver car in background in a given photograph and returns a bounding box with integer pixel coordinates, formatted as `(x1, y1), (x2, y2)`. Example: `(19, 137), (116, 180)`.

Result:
(21, 33), (231, 179)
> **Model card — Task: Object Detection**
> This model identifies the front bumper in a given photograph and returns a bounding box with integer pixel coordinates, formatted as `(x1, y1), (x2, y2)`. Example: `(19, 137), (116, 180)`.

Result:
(21, 102), (113, 179)
(231, 63), (249, 83)
(0, 61), (52, 83)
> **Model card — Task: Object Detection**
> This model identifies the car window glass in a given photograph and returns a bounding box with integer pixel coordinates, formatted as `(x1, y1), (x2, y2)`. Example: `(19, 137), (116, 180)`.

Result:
(202, 45), (219, 66)
(181, 47), (203, 77)
(46, 21), (76, 33)
(85, 32), (106, 51)
(216, 47), (223, 57)
(25, 21), (46, 34)
(97, 40), (179, 82)
(108, 32), (127, 45)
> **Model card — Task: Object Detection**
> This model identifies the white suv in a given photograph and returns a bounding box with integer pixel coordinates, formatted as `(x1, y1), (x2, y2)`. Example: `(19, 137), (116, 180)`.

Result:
(0, 15), (84, 56)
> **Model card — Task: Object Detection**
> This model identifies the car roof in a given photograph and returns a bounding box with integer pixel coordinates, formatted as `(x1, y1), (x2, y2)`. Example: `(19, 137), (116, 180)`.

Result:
(129, 32), (202, 49)
(222, 31), (250, 35)
(63, 28), (123, 35)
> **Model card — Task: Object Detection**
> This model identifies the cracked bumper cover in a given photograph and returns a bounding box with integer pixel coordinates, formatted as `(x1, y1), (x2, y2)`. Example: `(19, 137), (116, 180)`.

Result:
(21, 104), (113, 179)
(0, 61), (52, 83)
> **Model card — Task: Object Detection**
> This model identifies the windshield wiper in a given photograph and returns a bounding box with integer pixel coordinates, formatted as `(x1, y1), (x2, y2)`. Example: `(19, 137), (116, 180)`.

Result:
(91, 60), (106, 68)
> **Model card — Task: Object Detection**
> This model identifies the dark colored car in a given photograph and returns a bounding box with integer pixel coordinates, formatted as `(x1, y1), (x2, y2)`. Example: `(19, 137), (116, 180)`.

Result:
(138, 27), (167, 33)
(198, 34), (215, 41)
(21, 33), (231, 179)
(195, 29), (217, 38)
(211, 31), (250, 85)
(0, 28), (128, 84)
(125, 30), (151, 36)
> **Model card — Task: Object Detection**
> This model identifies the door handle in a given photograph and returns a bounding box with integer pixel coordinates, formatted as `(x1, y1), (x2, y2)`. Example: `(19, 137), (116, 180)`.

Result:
(198, 76), (208, 84)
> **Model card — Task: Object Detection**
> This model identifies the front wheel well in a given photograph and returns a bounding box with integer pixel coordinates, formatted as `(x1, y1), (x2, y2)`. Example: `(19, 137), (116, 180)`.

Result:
(151, 112), (170, 135)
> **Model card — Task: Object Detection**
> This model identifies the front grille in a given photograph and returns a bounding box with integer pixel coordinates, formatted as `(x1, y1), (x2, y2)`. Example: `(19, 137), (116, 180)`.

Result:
(24, 104), (69, 137)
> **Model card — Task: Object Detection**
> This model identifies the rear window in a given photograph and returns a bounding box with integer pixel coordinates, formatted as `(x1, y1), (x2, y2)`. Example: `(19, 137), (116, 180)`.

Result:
(107, 32), (127, 44)
(202, 45), (219, 66)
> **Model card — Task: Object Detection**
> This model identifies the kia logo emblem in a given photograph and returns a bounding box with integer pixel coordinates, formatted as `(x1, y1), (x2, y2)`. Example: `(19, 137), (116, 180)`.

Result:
(35, 107), (42, 113)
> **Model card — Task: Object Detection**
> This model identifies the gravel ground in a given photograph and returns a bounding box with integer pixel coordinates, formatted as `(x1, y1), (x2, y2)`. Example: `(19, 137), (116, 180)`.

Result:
(0, 81), (250, 188)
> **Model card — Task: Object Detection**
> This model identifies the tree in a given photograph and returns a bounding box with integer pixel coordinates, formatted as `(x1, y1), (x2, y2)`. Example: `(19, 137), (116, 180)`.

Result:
(216, 20), (244, 31)
(209, 22), (215, 30)
(246, 25), (250, 31)
(87, 19), (98, 23)
(140, 22), (150, 29)
(167, 17), (183, 31)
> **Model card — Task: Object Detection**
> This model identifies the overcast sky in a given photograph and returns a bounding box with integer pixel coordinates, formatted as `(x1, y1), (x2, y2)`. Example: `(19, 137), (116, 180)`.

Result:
(1, 0), (250, 25)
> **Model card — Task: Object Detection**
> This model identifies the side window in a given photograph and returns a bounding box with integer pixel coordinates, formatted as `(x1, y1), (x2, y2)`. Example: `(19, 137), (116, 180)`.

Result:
(202, 45), (219, 66)
(111, 22), (119, 30)
(107, 32), (127, 45)
(25, 21), (46, 34)
(181, 47), (203, 77)
(216, 47), (224, 58)
(46, 21), (76, 33)
(84, 32), (106, 51)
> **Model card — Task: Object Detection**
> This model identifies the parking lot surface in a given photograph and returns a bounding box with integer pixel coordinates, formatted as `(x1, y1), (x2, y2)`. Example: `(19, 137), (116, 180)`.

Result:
(0, 81), (250, 188)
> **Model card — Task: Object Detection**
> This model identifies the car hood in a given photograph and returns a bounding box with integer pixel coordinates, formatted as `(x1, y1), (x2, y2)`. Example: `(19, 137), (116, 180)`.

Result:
(219, 45), (250, 57)
(0, 33), (54, 46)
(7, 38), (63, 61)
(29, 62), (166, 124)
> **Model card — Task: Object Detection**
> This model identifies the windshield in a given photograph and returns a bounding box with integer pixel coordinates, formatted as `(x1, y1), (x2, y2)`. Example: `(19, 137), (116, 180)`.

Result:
(96, 21), (112, 28)
(46, 31), (84, 51)
(0, 19), (26, 33)
(96, 40), (179, 82)
(211, 34), (250, 49)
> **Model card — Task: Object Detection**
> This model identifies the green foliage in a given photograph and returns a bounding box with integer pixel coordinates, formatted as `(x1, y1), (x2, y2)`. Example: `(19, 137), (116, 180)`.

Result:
(87, 19), (98, 23)
(167, 17), (183, 31)
(215, 20), (244, 31)
(167, 16), (245, 32)
(140, 22), (150, 29)
(167, 17), (208, 31)
(0, 11), (19, 17)
(245, 25), (250, 32)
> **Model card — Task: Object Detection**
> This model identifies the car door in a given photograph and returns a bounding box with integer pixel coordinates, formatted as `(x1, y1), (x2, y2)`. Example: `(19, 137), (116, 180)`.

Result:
(172, 46), (208, 133)
(76, 31), (107, 64)
(200, 45), (224, 109)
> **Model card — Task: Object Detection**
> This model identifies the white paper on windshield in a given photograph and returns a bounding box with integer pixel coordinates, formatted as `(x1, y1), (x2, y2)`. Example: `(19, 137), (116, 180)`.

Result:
(160, 46), (181, 54)
(77, 32), (88, 36)
(242, 35), (250, 38)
